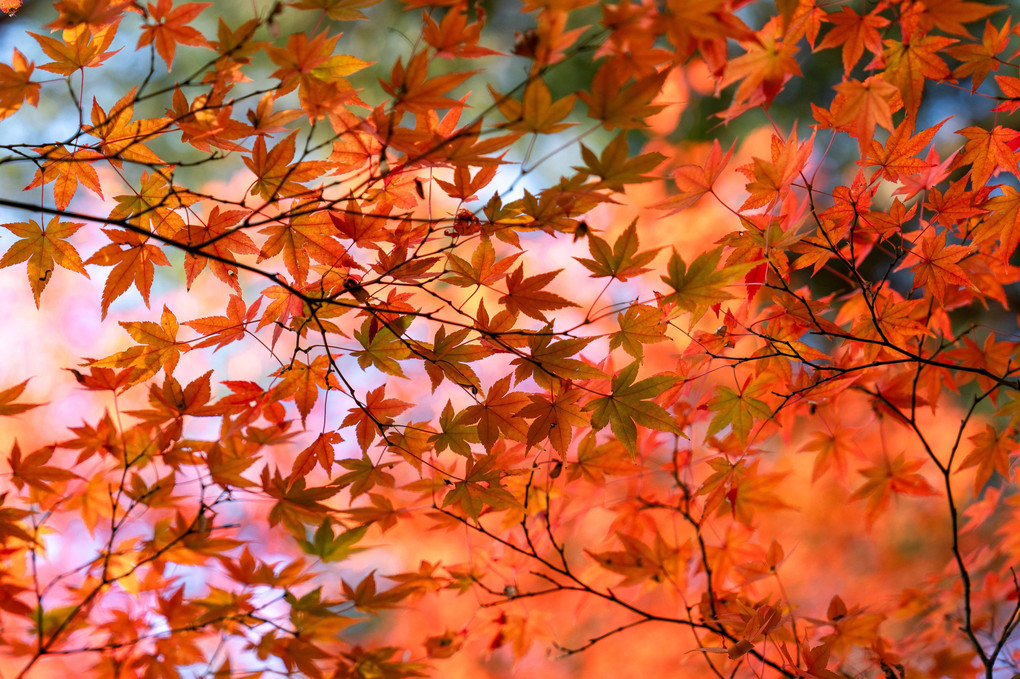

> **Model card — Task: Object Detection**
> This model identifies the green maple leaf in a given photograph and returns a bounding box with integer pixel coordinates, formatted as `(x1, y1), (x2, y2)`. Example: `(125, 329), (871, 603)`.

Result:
(660, 246), (756, 322)
(575, 219), (660, 281)
(428, 400), (479, 458)
(352, 317), (411, 378)
(584, 362), (681, 454)
(705, 376), (774, 445)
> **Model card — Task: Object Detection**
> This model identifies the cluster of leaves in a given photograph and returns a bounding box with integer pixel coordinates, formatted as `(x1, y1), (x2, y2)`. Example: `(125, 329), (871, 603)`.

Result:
(2, 0), (1020, 678)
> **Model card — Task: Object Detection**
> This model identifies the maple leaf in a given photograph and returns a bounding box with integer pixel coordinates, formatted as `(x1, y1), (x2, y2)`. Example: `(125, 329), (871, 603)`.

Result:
(864, 117), (946, 182)
(184, 294), (259, 351)
(660, 247), (756, 323)
(260, 201), (353, 284)
(586, 531), (688, 587)
(954, 125), (1020, 189)
(584, 362), (680, 454)
(575, 219), (659, 281)
(0, 380), (43, 417)
(109, 169), (195, 237)
(336, 453), (396, 499)
(510, 332), (603, 387)
(652, 140), (734, 214)
(499, 265), (578, 322)
(137, 0), (211, 70)
(722, 17), (800, 110)
(290, 432), (343, 480)
(267, 30), (370, 115)
(176, 207), (258, 292)
(442, 453), (521, 520)
(85, 228), (172, 319)
(8, 442), (78, 493)
(274, 355), (338, 426)
(23, 145), (104, 210)
(574, 134), (664, 191)
(853, 453), (938, 526)
(567, 433), (639, 483)
(947, 18), (1010, 90)
(422, 2), (501, 58)
(262, 466), (341, 530)
(125, 373), (216, 432)
(517, 383), (588, 454)
(882, 35), (955, 120)
(698, 457), (789, 526)
(706, 375), (774, 446)
(352, 317), (412, 378)
(0, 217), (89, 307)
(828, 76), (901, 147)
(428, 400), (479, 458)
(992, 74), (1020, 115)
(299, 519), (367, 562)
(491, 79), (576, 134)
(973, 185), (1020, 261)
(46, 0), (136, 32)
(800, 420), (860, 482)
(958, 425), (1013, 493)
(902, 231), (976, 304)
(915, 0), (1003, 37)
(578, 65), (667, 130)
(610, 304), (668, 359)
(817, 5), (889, 73)
(381, 50), (476, 114)
(444, 236), (521, 288)
(245, 132), (332, 201)
(85, 87), (167, 167)
(291, 0), (381, 21)
(340, 385), (411, 451)
(31, 22), (121, 75)
(461, 375), (530, 451)
(91, 306), (191, 385)
(737, 128), (814, 211)
(419, 325), (489, 392)
(167, 87), (252, 153)
(0, 48), (40, 121)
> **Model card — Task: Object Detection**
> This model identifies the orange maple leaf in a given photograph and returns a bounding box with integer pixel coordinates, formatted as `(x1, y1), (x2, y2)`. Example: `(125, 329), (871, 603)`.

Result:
(738, 128), (814, 211)
(274, 355), (338, 426)
(24, 145), (104, 210)
(882, 35), (955, 120)
(8, 442), (78, 493)
(959, 425), (1012, 493)
(954, 125), (1020, 188)
(0, 217), (89, 307)
(30, 22), (120, 75)
(0, 48), (40, 121)
(340, 385), (411, 451)
(499, 265), (578, 322)
(828, 76), (901, 147)
(462, 375), (530, 451)
(816, 5), (889, 73)
(947, 18), (1010, 90)
(85, 87), (167, 166)
(244, 132), (332, 201)
(0, 381), (43, 417)
(904, 231), (976, 304)
(91, 305), (191, 385)
(84, 228), (172, 319)
(653, 140), (734, 214)
(853, 453), (938, 526)
(721, 17), (800, 113)
(137, 0), (211, 70)
(176, 207), (258, 292)
(863, 118), (946, 182)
